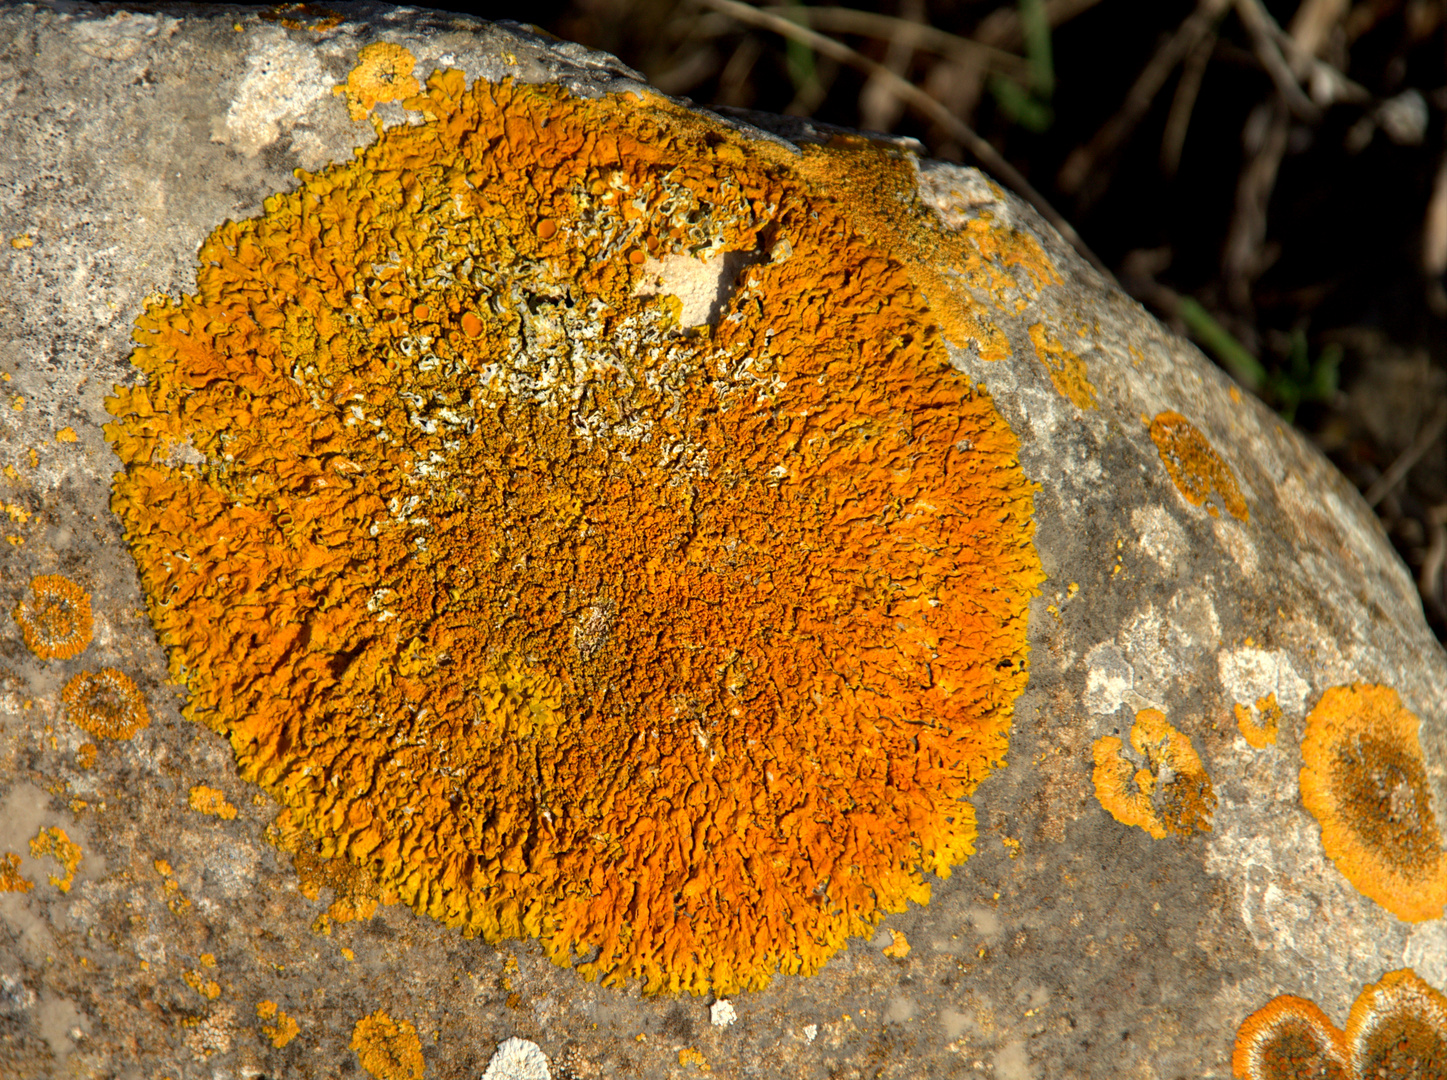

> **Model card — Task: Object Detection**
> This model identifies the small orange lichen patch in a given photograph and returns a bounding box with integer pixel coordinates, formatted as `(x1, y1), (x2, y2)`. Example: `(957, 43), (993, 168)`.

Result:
(1093, 710), (1215, 839)
(185, 969), (222, 1000)
(189, 785), (238, 820)
(1232, 995), (1348, 1080)
(0, 852), (33, 893)
(350, 1010), (424, 1080)
(106, 73), (1043, 994)
(62, 668), (150, 741)
(257, 1000), (301, 1048)
(1234, 970), (1447, 1080)
(76, 743), (98, 769)
(28, 827), (81, 892)
(55, 426), (78, 443)
(1299, 684), (1447, 922)
(1235, 693), (1281, 749)
(1149, 411), (1249, 522)
(679, 1046), (710, 1070)
(13, 574), (93, 660)
(882, 930), (911, 958)
(1027, 324), (1097, 410)
(335, 42), (419, 122)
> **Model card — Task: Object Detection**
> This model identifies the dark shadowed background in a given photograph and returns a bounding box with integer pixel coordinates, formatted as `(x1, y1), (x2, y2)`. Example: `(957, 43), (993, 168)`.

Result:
(439, 0), (1447, 638)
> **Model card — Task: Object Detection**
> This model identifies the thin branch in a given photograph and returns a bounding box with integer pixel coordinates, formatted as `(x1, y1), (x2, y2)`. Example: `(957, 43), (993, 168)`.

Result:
(1233, 0), (1321, 121)
(692, 0), (1113, 281)
(1366, 400), (1447, 509)
(1057, 0), (1228, 199)
(772, 6), (1031, 81)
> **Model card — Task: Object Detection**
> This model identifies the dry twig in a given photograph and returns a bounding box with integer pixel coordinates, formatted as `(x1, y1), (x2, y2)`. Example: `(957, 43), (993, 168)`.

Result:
(1365, 400), (1447, 509)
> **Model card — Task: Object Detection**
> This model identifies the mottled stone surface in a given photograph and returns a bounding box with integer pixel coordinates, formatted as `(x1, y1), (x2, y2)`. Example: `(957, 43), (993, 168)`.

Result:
(1, 4), (1445, 1079)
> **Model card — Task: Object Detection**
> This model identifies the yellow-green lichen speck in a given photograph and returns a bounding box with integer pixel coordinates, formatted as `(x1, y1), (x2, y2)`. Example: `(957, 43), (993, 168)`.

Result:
(104, 69), (1047, 994)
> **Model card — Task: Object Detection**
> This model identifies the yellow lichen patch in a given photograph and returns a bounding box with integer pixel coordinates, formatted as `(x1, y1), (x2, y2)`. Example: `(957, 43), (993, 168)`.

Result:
(76, 743), (97, 770)
(1149, 411), (1248, 521)
(883, 930), (911, 958)
(28, 827), (81, 892)
(1232, 994), (1348, 1080)
(1344, 968), (1447, 1077)
(1027, 324), (1097, 410)
(1299, 684), (1447, 922)
(1235, 692), (1281, 749)
(0, 852), (33, 893)
(61, 668), (150, 740)
(12, 574), (93, 660)
(1093, 710), (1215, 839)
(105, 73), (1044, 994)
(350, 1010), (424, 1080)
(335, 42), (419, 121)
(55, 426), (78, 443)
(257, 1000), (301, 1048)
(188, 785), (238, 820)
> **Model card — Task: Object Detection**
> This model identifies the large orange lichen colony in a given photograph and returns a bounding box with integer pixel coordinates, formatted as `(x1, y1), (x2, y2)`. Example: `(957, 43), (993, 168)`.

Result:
(12, 574), (93, 659)
(105, 70), (1046, 993)
(1299, 683), (1447, 922)
(1092, 709), (1215, 840)
(1233, 969), (1447, 1080)
(1148, 411), (1249, 522)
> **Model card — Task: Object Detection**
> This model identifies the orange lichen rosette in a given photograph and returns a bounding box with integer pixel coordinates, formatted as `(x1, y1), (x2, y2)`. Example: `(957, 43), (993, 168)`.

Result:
(1233, 970), (1447, 1080)
(12, 574), (93, 660)
(1092, 709), (1215, 840)
(62, 668), (150, 741)
(105, 73), (1044, 993)
(1300, 684), (1447, 922)
(1232, 995), (1349, 1080)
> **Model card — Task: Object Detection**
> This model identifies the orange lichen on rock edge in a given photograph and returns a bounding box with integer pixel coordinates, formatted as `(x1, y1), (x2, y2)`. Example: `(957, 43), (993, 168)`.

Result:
(1148, 411), (1249, 521)
(1027, 323), (1097, 410)
(105, 73), (1044, 994)
(1235, 693), (1281, 749)
(350, 1010), (424, 1080)
(1092, 710), (1215, 839)
(1299, 683), (1447, 922)
(0, 852), (32, 893)
(12, 574), (92, 660)
(1233, 969), (1447, 1080)
(62, 668), (150, 740)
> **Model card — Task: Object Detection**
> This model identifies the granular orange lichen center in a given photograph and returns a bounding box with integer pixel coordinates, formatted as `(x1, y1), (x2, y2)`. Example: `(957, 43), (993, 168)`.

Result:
(105, 73), (1044, 994)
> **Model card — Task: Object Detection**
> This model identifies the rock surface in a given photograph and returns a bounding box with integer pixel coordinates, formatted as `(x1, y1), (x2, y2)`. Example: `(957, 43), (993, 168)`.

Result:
(1, 4), (1445, 1079)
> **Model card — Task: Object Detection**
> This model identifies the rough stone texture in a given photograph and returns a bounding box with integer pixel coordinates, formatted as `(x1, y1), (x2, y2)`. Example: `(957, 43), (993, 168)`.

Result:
(0, 4), (1444, 1079)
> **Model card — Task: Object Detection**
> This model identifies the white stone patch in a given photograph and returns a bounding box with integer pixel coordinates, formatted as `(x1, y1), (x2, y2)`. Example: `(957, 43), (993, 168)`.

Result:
(482, 1037), (551, 1080)
(1083, 643), (1161, 717)
(1166, 588), (1221, 653)
(73, 11), (174, 61)
(885, 995), (917, 1023)
(219, 31), (331, 157)
(710, 999), (738, 1028)
(1212, 515), (1259, 578)
(1218, 647), (1311, 719)
(803, 1023), (818, 1042)
(1404, 921), (1447, 988)
(1132, 505), (1187, 572)
(994, 1039), (1036, 1080)
(634, 249), (763, 328)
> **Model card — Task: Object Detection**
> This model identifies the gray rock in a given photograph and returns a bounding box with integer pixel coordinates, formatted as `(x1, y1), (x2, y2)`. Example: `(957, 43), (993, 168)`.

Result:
(1, 4), (1444, 1079)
